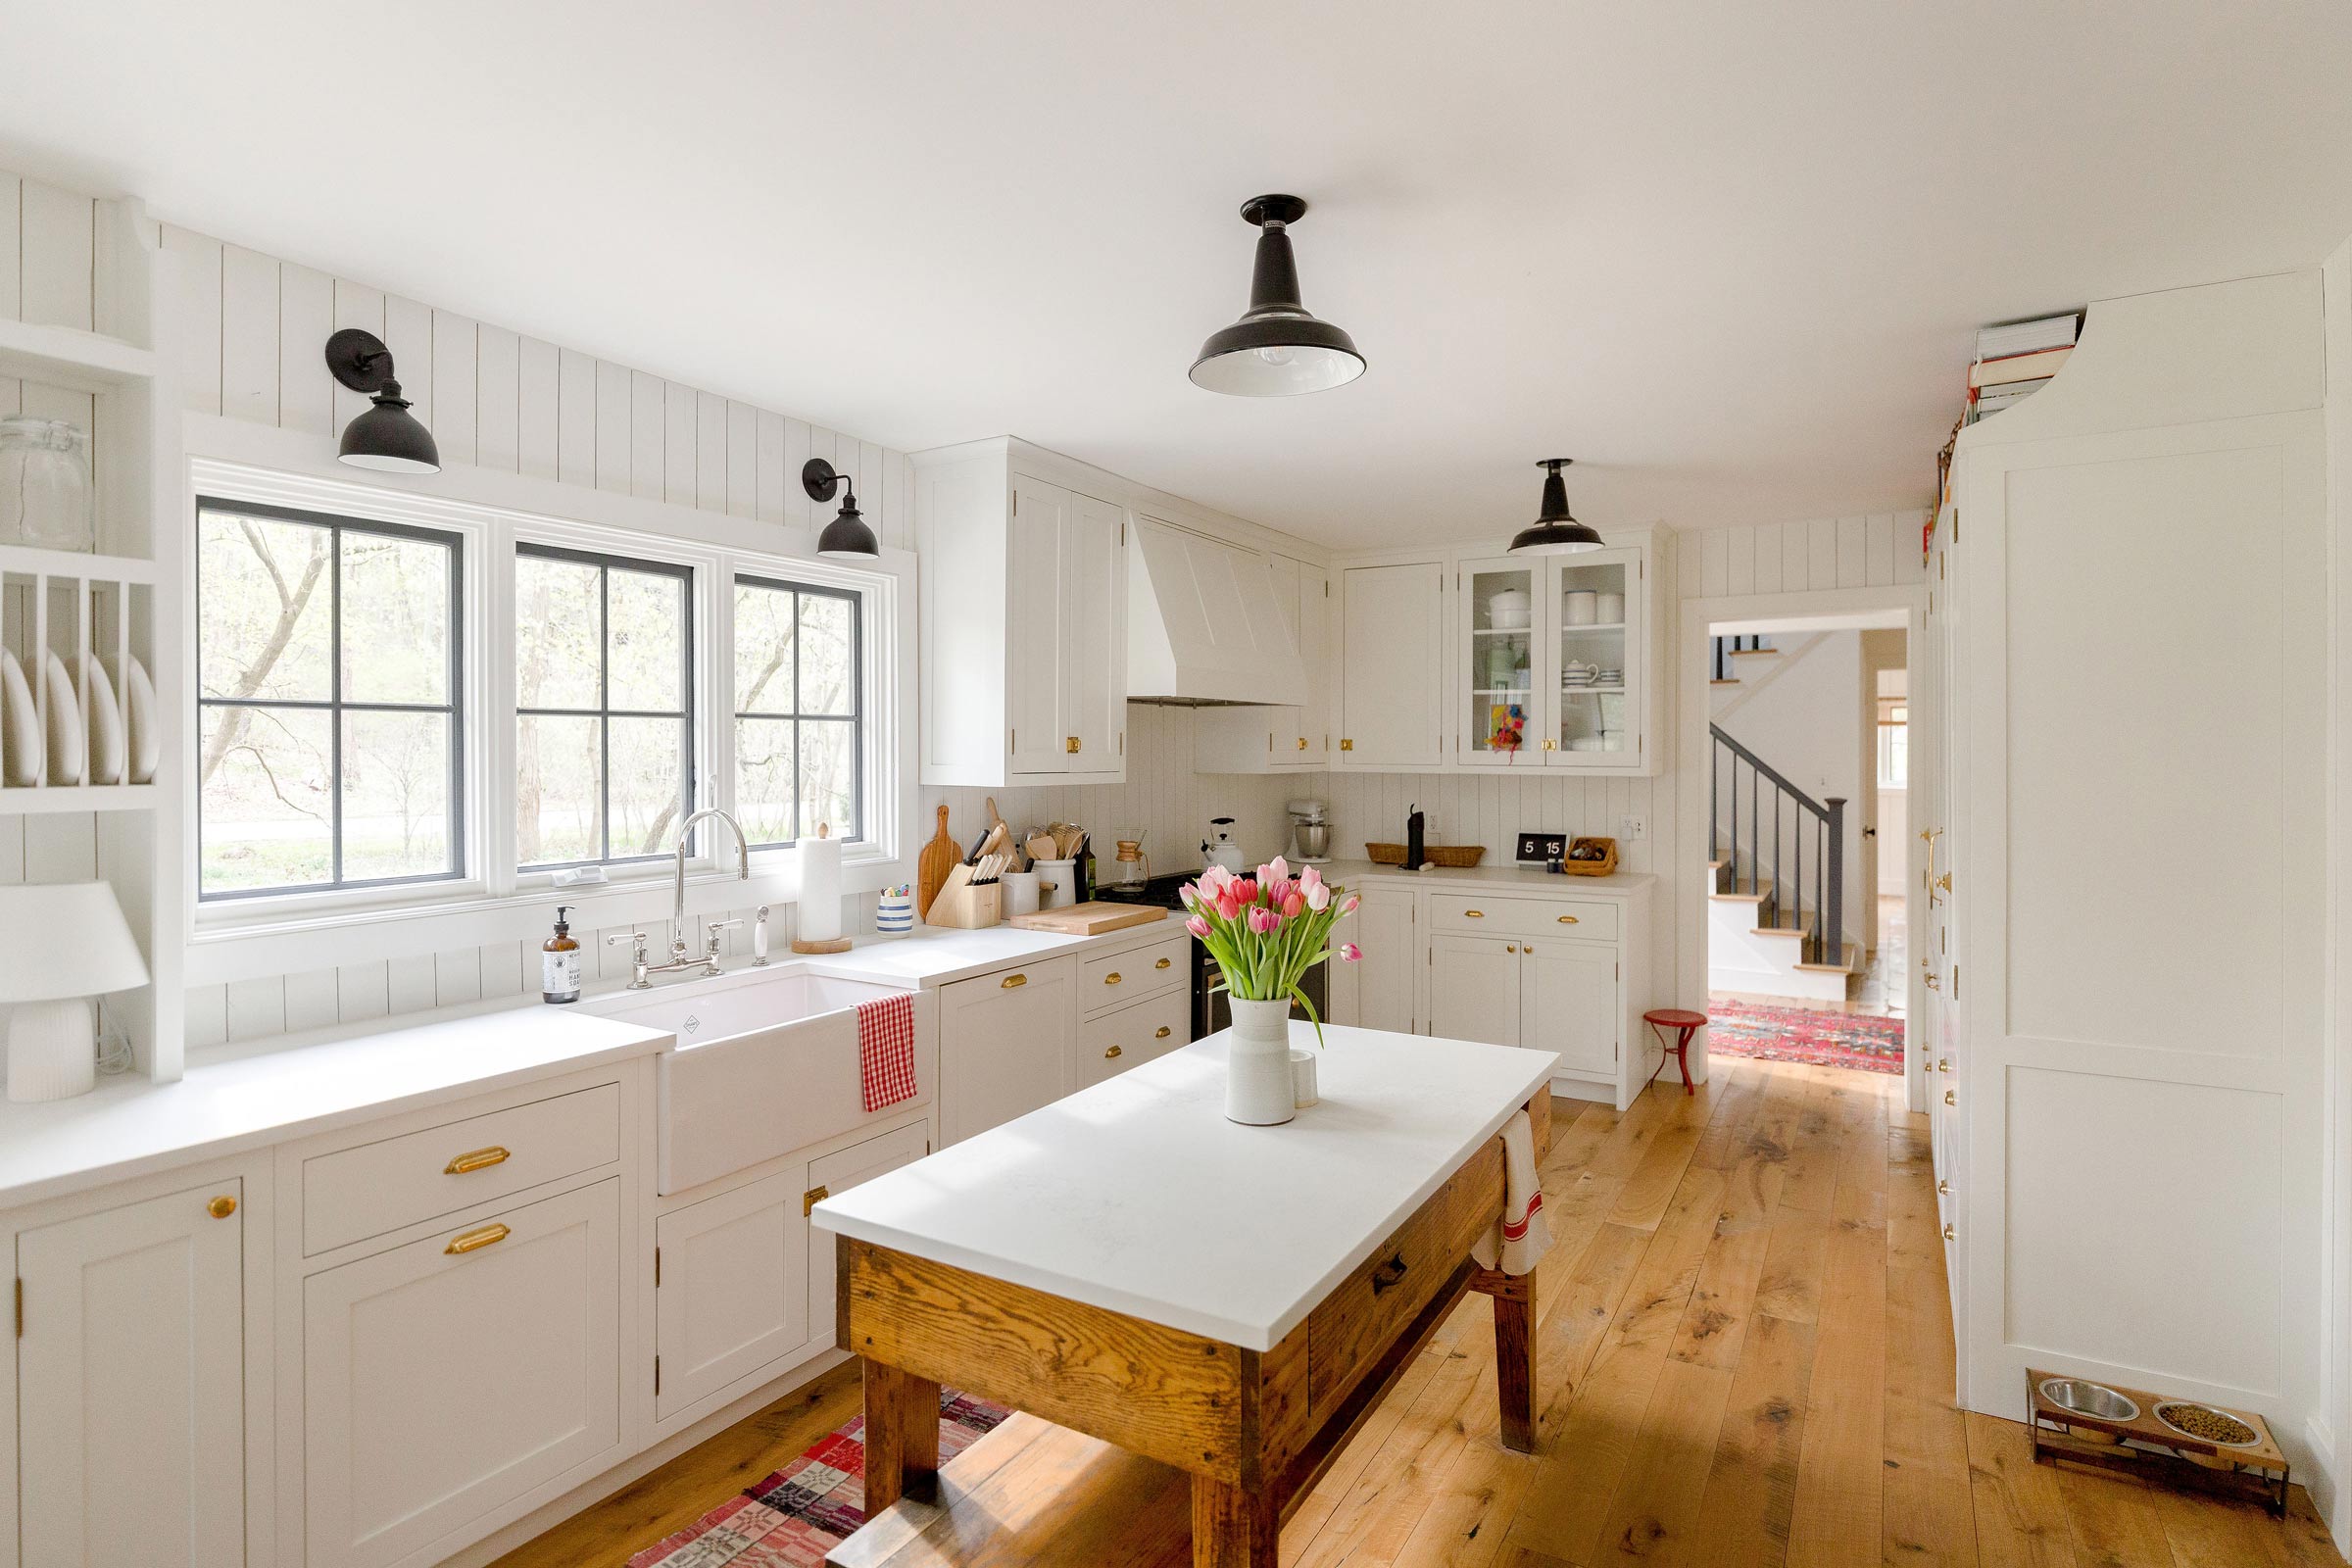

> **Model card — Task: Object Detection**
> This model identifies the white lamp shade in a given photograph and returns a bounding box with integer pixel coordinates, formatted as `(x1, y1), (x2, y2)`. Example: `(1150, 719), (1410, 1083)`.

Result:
(0, 882), (148, 1002)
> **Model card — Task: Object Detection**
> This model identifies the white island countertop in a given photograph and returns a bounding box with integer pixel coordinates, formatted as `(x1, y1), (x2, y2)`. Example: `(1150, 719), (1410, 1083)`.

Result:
(813, 1023), (1558, 1350)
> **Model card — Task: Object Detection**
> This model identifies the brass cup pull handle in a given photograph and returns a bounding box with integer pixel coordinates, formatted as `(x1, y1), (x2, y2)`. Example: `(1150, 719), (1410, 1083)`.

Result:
(1104, 1045), (1123, 1059)
(1154, 1026), (1172, 1039)
(1371, 1254), (1409, 1295)
(1464, 909), (1485, 918)
(445, 1146), (513, 1175)
(1557, 914), (1579, 924)
(1002, 973), (1027, 989)
(1104, 972), (1122, 985)
(445, 1222), (511, 1255)
(1154, 956), (1172, 970)
(207, 1195), (237, 1220)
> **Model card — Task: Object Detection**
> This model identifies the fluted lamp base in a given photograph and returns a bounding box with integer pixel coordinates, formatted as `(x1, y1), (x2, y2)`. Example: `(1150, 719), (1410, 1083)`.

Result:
(6, 997), (96, 1102)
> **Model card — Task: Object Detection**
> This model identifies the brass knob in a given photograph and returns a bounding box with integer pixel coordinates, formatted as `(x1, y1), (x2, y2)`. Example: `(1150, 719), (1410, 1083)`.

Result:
(1104, 972), (1122, 986)
(445, 1222), (512, 1255)
(1937, 1180), (1951, 1196)
(1104, 1045), (1123, 1059)
(1942, 1223), (1956, 1242)
(207, 1195), (237, 1220)
(1154, 956), (1172, 969)
(1937, 1056), (1953, 1073)
(1066, 736), (1081, 753)
(1542, 738), (1558, 751)
(1340, 738), (1353, 751)
(1154, 1026), (1172, 1039)
(1943, 1089), (1957, 1106)
(1297, 737), (1308, 750)
(1936, 871), (1953, 892)
(1002, 972), (1026, 989)
(444, 1145), (512, 1175)
(1505, 944), (1518, 954)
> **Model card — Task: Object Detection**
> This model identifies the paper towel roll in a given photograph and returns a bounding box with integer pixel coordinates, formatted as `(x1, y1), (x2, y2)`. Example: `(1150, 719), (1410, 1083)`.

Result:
(798, 822), (843, 942)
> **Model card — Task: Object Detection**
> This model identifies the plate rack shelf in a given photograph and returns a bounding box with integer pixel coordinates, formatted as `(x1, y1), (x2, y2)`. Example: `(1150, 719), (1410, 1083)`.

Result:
(0, 195), (185, 1083)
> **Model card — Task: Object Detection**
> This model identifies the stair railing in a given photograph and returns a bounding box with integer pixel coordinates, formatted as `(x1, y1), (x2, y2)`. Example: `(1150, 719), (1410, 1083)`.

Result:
(1709, 722), (1844, 964)
(1709, 634), (1774, 681)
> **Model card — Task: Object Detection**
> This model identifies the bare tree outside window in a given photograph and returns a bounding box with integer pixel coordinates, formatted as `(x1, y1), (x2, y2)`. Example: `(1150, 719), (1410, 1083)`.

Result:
(734, 575), (860, 846)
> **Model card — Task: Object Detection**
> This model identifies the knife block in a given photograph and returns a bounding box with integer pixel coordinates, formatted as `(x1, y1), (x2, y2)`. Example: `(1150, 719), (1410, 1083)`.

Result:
(924, 864), (1002, 929)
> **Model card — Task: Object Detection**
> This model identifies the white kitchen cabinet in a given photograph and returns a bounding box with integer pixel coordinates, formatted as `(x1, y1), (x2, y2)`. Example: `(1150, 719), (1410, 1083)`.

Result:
(1335, 559), (1446, 769)
(937, 957), (1077, 1145)
(1428, 933), (1523, 1047)
(1335, 886), (1418, 1033)
(654, 1167), (809, 1425)
(303, 1180), (623, 1568)
(1520, 938), (1620, 1077)
(1077, 987), (1190, 1088)
(17, 1181), (247, 1568)
(913, 440), (1127, 785)
(1194, 554), (1333, 773)
(806, 1121), (931, 1345)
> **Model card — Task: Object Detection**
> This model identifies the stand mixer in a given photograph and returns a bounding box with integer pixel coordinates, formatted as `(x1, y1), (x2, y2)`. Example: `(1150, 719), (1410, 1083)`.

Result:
(1287, 799), (1331, 864)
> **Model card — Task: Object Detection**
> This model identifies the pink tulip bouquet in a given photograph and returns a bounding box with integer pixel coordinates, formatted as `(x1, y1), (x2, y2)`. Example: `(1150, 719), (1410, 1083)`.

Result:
(1182, 858), (1360, 1045)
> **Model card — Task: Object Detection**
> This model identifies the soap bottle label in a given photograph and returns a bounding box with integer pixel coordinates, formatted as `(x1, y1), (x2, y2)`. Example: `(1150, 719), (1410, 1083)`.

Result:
(542, 950), (581, 1001)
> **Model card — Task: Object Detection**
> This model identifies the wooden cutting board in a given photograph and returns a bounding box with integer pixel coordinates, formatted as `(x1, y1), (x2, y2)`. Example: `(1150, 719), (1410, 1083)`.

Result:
(916, 805), (958, 919)
(1006, 903), (1170, 936)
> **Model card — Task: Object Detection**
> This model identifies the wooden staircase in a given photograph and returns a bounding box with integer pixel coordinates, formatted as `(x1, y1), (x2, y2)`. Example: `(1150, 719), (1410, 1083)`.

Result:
(1707, 723), (1859, 1003)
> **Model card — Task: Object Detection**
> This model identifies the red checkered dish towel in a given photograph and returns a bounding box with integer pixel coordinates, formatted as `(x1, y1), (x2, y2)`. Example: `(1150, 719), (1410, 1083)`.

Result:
(858, 992), (918, 1113)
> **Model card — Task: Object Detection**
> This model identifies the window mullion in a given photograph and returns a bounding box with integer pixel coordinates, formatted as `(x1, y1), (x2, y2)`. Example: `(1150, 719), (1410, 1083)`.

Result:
(328, 521), (345, 887)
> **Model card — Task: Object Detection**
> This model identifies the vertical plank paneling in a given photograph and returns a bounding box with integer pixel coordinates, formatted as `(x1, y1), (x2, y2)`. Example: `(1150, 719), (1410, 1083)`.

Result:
(184, 985), (228, 1051)
(1893, 511), (1927, 584)
(631, 370), (666, 500)
(1699, 528), (1730, 599)
(1807, 518), (1838, 589)
(784, 418), (813, 527)
(24, 812), (95, 879)
(219, 243), (279, 423)
(330, 279), (385, 430)
(1752, 521), (1784, 595)
(381, 295), (434, 429)
(1835, 515), (1867, 587)
(1724, 526), (1754, 597)
(726, 401), (759, 518)
(522, 336), (564, 481)
(1783, 521), (1810, 592)
(336, 960), (390, 1023)
(554, 345), (594, 486)
(695, 390), (727, 512)
(595, 361), (633, 494)
(277, 263), (337, 436)
(479, 939), (526, 997)
(434, 947), (483, 1007)
(1676, 528), (1703, 601)
(1863, 514), (1895, 586)
(475, 324), (520, 473)
(756, 410), (787, 524)
(660, 379), (694, 505)
(224, 977), (286, 1043)
(431, 312), (479, 467)
(0, 172), (20, 319)
(19, 179), (92, 329)
(283, 969), (339, 1034)
(160, 224), (224, 416)
(386, 952), (437, 1017)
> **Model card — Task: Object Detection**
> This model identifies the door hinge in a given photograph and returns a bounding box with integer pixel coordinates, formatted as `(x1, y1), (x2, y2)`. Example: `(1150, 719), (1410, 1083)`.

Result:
(13, 1277), (21, 1338)
(655, 1247), (662, 1288)
(1119, 730), (1124, 756)
(1119, 518), (1126, 546)
(1010, 491), (1018, 516)
(1951, 509), (1959, 542)
(654, 1355), (662, 1396)
(804, 1184), (830, 1216)
(1952, 964), (1960, 1000)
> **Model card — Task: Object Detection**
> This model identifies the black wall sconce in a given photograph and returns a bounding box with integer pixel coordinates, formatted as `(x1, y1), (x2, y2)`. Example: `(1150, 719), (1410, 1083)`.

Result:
(324, 328), (440, 473)
(802, 459), (878, 560)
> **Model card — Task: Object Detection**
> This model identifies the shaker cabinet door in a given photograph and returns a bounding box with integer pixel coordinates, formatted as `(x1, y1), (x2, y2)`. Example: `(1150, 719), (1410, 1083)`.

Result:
(655, 1168), (811, 1425)
(1337, 562), (1446, 768)
(1428, 934), (1523, 1049)
(1520, 938), (1618, 1077)
(938, 958), (1077, 1144)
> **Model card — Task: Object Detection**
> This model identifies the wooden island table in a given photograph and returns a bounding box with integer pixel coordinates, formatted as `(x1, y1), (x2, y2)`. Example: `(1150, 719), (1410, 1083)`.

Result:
(811, 1024), (1558, 1568)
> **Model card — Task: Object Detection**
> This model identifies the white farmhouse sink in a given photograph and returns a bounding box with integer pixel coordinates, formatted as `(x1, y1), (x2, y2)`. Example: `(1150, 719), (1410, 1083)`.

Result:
(589, 965), (936, 1195)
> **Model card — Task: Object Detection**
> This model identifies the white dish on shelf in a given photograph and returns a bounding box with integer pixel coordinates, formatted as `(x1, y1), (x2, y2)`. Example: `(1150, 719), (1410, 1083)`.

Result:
(41, 651), (81, 785)
(0, 649), (38, 786)
(102, 653), (156, 784)
(81, 653), (124, 786)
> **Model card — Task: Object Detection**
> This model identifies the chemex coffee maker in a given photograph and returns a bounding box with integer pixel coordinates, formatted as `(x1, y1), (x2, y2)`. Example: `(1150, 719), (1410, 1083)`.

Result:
(1286, 798), (1331, 864)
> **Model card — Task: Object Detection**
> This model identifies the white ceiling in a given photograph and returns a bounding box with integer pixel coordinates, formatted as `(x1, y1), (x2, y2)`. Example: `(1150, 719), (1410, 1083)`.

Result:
(8, 2), (2352, 547)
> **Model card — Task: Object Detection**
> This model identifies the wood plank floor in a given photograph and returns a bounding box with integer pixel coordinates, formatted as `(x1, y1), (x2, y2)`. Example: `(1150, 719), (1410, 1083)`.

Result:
(498, 1059), (2347, 1568)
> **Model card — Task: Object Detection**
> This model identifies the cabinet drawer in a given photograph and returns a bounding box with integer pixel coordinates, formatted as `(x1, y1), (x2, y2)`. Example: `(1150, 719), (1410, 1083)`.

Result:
(1306, 1136), (1504, 1420)
(1081, 934), (1189, 1006)
(303, 1082), (621, 1256)
(1429, 892), (1619, 942)
(1078, 989), (1190, 1088)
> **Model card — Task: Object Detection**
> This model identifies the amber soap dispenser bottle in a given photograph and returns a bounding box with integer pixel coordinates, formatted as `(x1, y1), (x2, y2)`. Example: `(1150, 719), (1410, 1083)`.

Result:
(543, 906), (582, 1004)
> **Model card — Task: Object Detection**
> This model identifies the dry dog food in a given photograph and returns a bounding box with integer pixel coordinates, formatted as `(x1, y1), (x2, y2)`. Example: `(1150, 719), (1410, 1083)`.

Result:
(2155, 1402), (2258, 1446)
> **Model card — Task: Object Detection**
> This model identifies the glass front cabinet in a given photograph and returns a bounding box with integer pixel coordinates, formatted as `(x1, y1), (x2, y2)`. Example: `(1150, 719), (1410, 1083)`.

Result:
(1451, 539), (1656, 772)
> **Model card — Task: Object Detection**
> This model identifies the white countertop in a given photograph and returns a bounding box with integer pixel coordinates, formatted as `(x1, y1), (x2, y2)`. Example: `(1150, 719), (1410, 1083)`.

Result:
(1315, 858), (1655, 895)
(812, 1023), (1558, 1350)
(0, 1007), (674, 1209)
(813, 911), (1174, 989)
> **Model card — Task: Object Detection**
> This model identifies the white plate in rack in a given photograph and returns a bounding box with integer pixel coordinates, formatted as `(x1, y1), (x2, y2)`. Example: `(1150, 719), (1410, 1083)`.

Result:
(104, 654), (156, 784)
(0, 649), (38, 786)
(81, 653), (124, 786)
(42, 651), (81, 785)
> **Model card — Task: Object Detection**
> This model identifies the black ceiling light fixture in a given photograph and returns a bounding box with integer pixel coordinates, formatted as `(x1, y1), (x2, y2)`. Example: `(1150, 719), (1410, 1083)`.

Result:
(324, 328), (440, 473)
(802, 458), (879, 560)
(1189, 194), (1365, 397)
(1507, 459), (1605, 555)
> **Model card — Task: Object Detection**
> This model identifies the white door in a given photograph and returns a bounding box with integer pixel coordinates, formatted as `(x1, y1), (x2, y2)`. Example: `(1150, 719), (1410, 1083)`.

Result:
(937, 958), (1076, 1144)
(807, 1121), (932, 1345)
(1004, 473), (1068, 775)
(304, 1180), (622, 1568)
(1545, 546), (1644, 770)
(1059, 489), (1127, 773)
(1294, 562), (1331, 765)
(1428, 934), (1523, 1047)
(1520, 938), (1619, 1077)
(18, 1182), (246, 1568)
(1337, 562), (1446, 768)
(1349, 887), (1418, 1033)
(654, 1167), (811, 1424)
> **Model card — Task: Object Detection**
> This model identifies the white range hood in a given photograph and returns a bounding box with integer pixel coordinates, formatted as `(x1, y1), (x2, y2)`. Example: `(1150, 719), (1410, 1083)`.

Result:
(1126, 515), (1308, 706)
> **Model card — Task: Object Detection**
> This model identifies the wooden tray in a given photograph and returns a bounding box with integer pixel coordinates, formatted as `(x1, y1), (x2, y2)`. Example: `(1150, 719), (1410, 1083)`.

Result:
(1558, 836), (1619, 876)
(1364, 843), (1485, 868)
(2026, 1367), (2287, 1515)
(1005, 903), (1169, 936)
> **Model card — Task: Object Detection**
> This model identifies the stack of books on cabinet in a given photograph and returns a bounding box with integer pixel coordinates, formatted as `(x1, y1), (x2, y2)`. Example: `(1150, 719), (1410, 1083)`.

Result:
(1966, 312), (2081, 422)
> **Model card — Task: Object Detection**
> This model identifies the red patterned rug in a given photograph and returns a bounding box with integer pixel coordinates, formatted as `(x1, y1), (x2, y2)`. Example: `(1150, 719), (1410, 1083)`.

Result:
(1700, 999), (1905, 1074)
(626, 1390), (1009, 1566)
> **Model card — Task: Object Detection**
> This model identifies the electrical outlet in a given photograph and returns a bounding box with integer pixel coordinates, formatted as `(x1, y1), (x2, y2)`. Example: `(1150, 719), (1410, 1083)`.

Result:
(1621, 814), (1646, 842)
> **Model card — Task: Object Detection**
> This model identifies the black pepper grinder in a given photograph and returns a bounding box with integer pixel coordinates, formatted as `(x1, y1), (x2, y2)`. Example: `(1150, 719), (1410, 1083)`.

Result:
(1404, 805), (1427, 871)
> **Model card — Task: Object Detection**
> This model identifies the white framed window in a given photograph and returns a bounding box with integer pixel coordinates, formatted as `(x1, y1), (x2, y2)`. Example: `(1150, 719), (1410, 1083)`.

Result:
(1878, 700), (1908, 789)
(733, 574), (862, 847)
(195, 498), (464, 901)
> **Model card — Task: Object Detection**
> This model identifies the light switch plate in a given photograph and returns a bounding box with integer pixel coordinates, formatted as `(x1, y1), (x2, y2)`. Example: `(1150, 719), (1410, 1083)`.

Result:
(1621, 814), (1647, 842)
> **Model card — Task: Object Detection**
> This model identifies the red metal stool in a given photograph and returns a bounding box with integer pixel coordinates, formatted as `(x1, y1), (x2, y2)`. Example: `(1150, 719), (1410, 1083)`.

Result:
(1642, 1008), (1708, 1095)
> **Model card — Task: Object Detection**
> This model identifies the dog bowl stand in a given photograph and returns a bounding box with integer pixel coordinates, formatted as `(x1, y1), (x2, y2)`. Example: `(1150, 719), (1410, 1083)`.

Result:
(2025, 1367), (2288, 1517)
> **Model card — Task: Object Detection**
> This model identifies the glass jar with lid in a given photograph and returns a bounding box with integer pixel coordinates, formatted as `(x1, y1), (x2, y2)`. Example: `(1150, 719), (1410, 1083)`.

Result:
(0, 416), (95, 552)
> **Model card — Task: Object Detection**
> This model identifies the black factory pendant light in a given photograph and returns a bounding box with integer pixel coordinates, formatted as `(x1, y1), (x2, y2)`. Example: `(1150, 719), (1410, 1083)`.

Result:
(803, 458), (879, 560)
(324, 328), (441, 473)
(1507, 459), (1605, 555)
(1189, 195), (1366, 397)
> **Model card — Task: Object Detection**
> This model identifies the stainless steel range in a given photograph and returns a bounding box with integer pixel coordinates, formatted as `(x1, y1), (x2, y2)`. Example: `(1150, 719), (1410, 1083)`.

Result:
(1090, 870), (1328, 1041)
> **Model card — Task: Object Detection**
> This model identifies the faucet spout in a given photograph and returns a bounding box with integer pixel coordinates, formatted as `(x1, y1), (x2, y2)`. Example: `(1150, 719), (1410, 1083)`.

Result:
(671, 808), (754, 962)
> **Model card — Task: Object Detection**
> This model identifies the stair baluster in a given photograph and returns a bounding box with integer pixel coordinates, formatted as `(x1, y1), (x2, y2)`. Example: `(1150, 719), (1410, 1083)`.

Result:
(1709, 722), (1844, 967)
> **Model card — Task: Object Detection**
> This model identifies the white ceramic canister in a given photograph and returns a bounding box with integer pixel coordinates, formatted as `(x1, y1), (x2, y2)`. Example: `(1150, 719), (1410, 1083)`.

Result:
(1001, 870), (1041, 916)
(1563, 589), (1598, 625)
(1033, 858), (1076, 909)
(1595, 590), (1625, 623)
(1487, 588), (1531, 630)
(1290, 1048), (1320, 1108)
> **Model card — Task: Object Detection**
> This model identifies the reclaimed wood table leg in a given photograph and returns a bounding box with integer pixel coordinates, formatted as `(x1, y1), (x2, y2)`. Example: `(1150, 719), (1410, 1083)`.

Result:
(1191, 1475), (1278, 1568)
(1474, 1266), (1539, 1453)
(860, 1357), (941, 1511)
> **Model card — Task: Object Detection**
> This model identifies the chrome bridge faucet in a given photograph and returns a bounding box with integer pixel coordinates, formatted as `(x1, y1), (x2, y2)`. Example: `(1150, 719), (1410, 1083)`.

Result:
(606, 808), (754, 989)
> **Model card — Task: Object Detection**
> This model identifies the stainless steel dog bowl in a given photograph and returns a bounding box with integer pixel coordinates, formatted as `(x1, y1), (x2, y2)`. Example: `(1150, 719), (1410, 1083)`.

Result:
(2153, 1400), (2262, 1448)
(2038, 1378), (2138, 1422)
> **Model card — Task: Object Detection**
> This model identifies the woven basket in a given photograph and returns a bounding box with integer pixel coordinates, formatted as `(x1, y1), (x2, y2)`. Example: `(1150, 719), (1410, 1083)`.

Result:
(1557, 836), (1619, 876)
(1364, 842), (1486, 868)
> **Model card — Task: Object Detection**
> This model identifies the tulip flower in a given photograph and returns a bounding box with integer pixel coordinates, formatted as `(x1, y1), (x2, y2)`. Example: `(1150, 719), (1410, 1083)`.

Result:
(1214, 887), (1244, 921)
(1298, 864), (1323, 894)
(1264, 857), (1290, 883)
(1338, 893), (1360, 916)
(1304, 879), (1331, 912)
(1283, 892), (1305, 918)
(1186, 913), (1211, 939)
(1337, 942), (1361, 963)
(1235, 877), (1258, 906)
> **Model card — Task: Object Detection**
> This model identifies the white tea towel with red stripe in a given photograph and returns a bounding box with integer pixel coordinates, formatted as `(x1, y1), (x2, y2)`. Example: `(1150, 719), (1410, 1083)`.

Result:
(858, 993), (918, 1113)
(1471, 1109), (1551, 1276)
